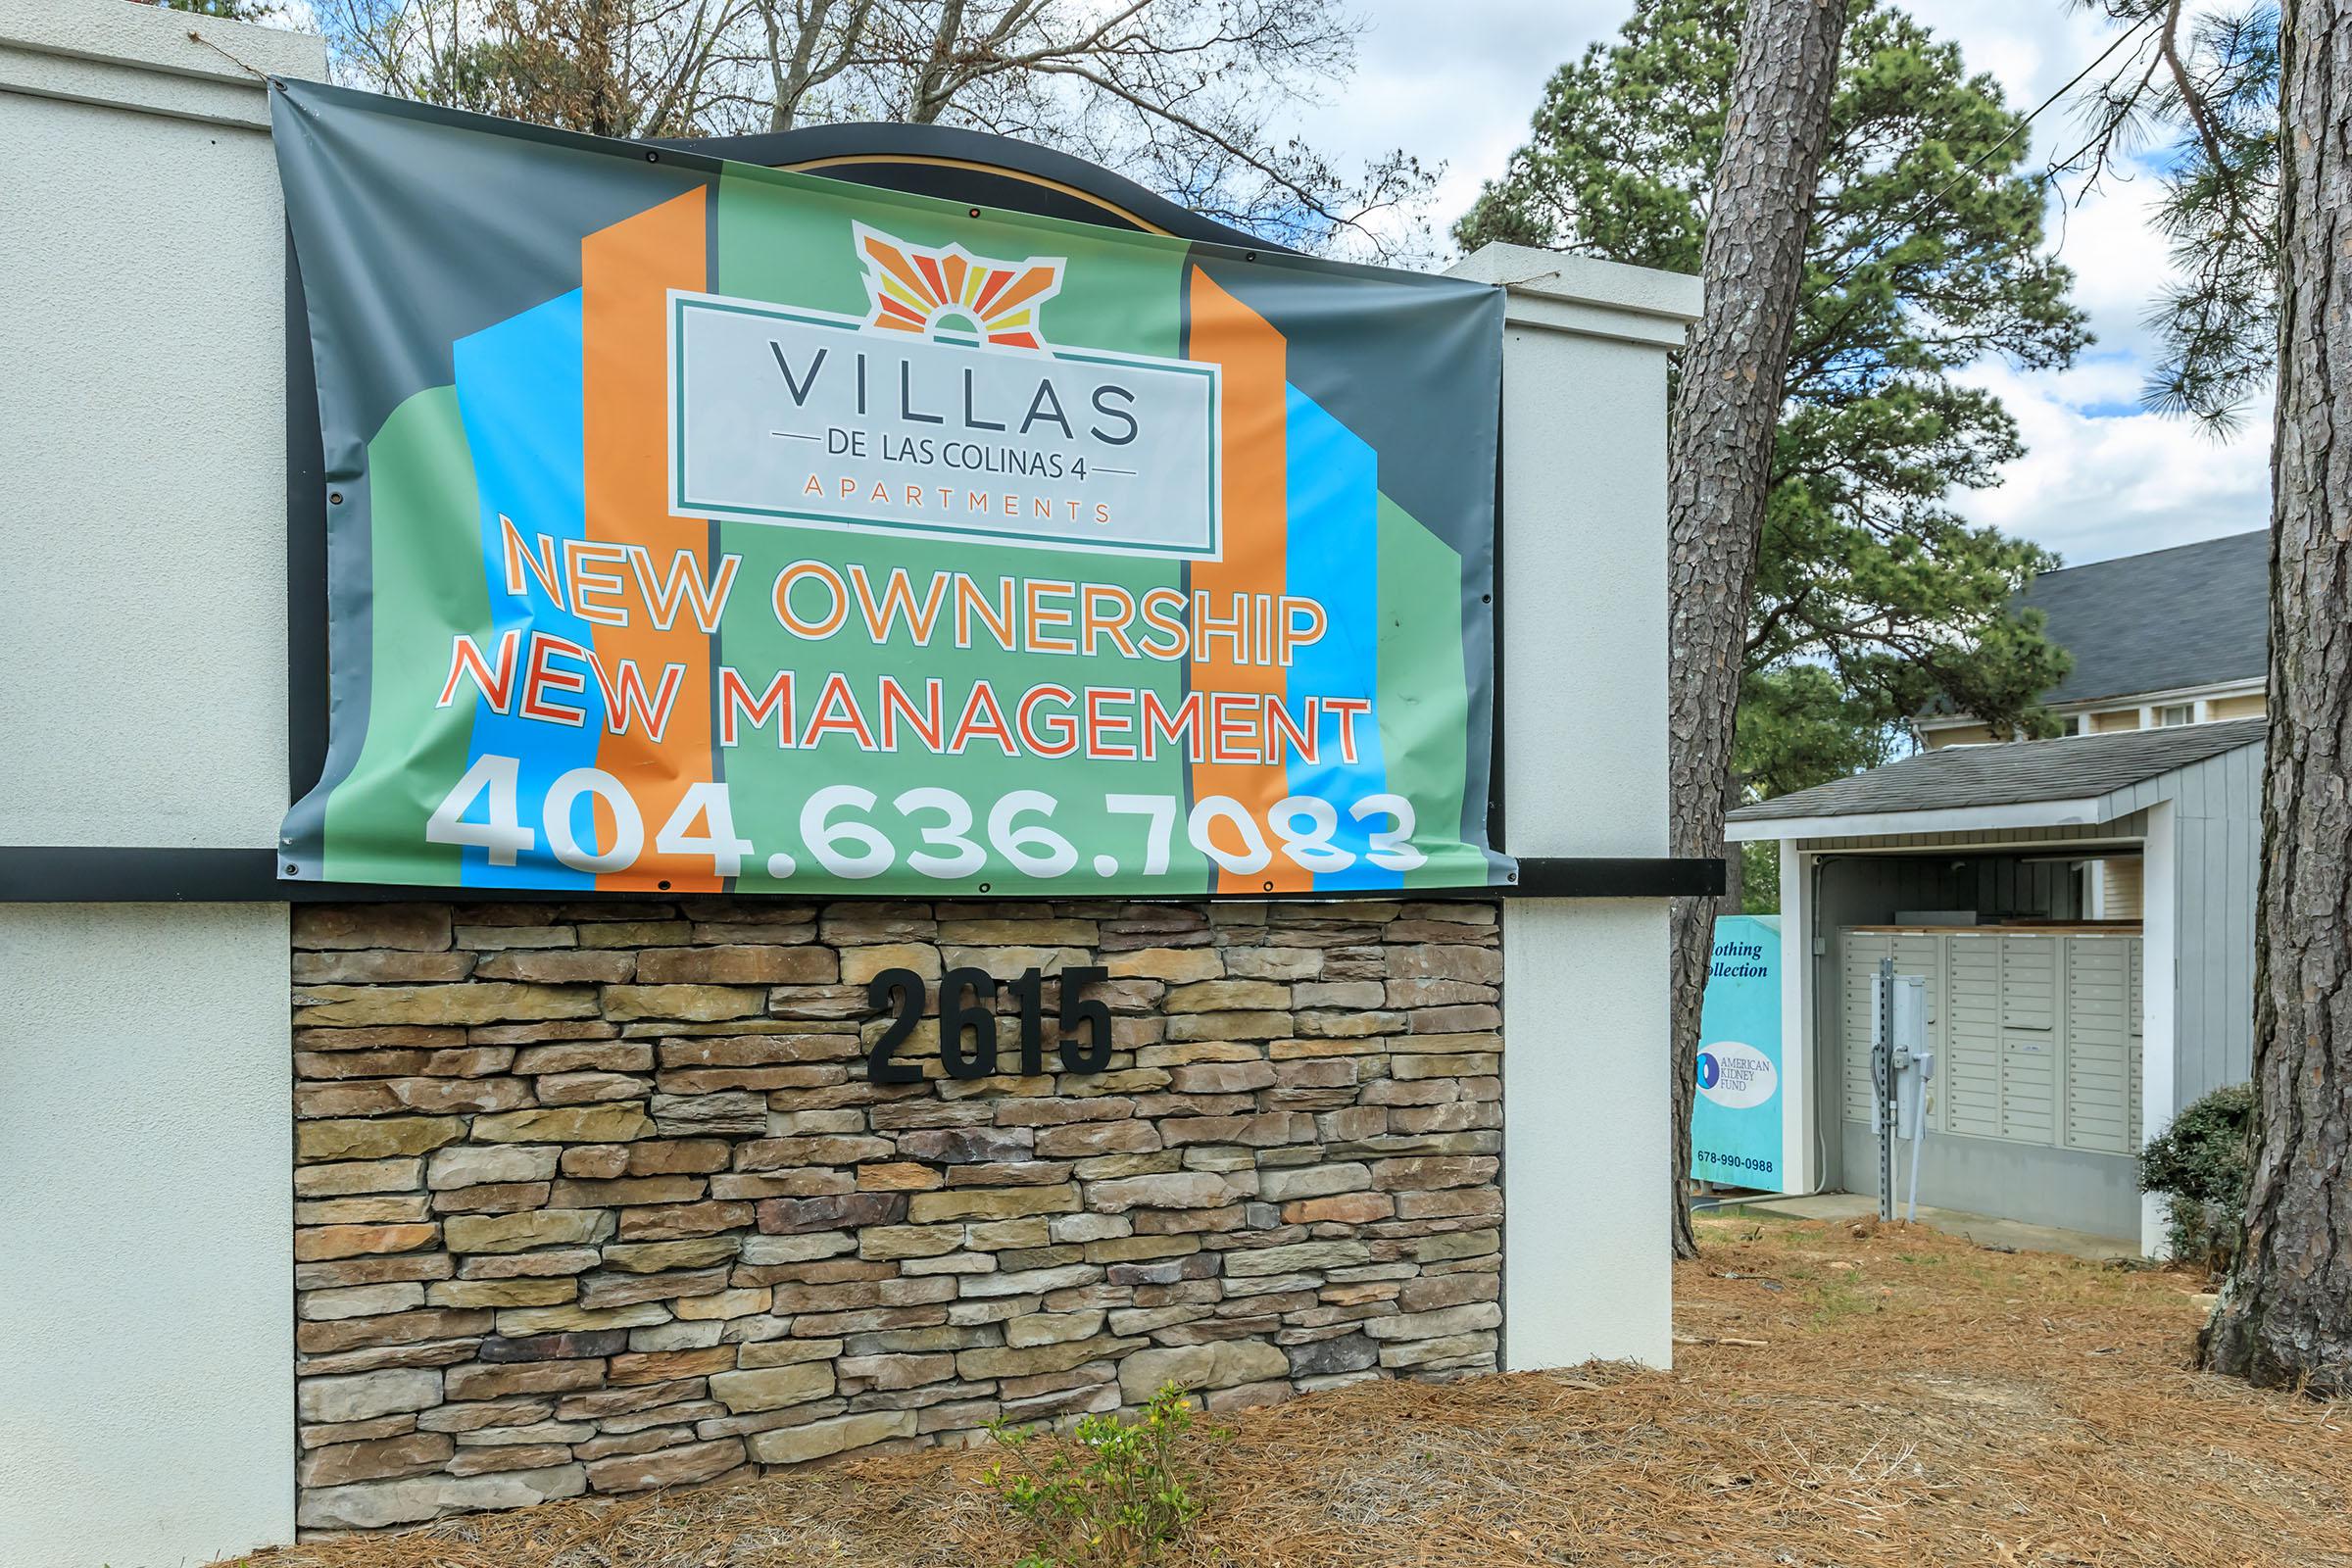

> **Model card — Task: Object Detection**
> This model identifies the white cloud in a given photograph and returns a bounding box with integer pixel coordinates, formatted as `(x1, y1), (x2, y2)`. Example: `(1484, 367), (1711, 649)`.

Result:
(2039, 170), (2180, 367)
(1954, 364), (2271, 563)
(1271, 0), (2273, 564)
(1903, 1), (2272, 557)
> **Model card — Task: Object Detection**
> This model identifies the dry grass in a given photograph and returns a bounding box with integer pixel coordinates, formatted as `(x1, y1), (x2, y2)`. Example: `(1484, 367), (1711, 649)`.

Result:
(224, 1215), (2352, 1567)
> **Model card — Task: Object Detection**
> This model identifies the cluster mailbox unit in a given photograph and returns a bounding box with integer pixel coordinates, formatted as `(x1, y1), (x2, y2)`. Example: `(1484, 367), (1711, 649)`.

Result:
(1842, 924), (2144, 1177)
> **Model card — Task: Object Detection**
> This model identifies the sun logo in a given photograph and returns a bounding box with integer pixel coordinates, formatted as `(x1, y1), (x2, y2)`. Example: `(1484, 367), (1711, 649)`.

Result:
(853, 221), (1063, 350)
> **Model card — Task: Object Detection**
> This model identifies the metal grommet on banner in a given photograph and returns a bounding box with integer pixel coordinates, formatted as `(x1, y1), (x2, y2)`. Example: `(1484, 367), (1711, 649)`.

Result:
(657, 880), (671, 891)
(328, 491), (343, 505)
(645, 151), (659, 163)
(967, 207), (982, 219)
(978, 883), (991, 894)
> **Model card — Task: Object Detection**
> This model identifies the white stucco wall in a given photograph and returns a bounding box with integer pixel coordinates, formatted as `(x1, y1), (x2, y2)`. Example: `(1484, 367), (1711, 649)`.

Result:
(1452, 246), (1698, 1372)
(0, 904), (295, 1567)
(1, 5), (315, 1562)
(0, 0), (318, 852)
(1500, 899), (1675, 1366)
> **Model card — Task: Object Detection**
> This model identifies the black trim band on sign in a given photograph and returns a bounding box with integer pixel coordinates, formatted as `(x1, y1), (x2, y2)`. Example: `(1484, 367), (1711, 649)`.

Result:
(649, 122), (1283, 251)
(0, 848), (1722, 905)
(1512, 857), (1726, 899)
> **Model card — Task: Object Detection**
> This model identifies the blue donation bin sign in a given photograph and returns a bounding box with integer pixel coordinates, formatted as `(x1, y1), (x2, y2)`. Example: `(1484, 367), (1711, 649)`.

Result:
(1690, 914), (1788, 1191)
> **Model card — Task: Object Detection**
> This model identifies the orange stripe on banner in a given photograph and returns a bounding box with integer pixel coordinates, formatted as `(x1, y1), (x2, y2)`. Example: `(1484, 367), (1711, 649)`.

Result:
(973, 270), (1014, 315)
(582, 188), (720, 892)
(1187, 267), (1308, 894)
(914, 252), (950, 304)
(863, 234), (930, 300)
(990, 267), (1058, 317)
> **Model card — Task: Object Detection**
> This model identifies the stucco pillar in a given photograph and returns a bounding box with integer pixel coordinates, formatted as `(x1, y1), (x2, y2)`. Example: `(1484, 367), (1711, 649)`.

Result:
(0, 4), (322, 1563)
(1446, 246), (1700, 1370)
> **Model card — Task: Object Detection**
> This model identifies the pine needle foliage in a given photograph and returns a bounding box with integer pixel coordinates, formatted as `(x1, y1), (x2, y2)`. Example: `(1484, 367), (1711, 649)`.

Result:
(1458, 0), (2086, 798)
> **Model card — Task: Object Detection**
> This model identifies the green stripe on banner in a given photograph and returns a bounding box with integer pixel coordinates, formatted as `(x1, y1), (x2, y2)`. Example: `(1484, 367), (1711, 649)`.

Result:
(1374, 492), (1481, 890)
(323, 387), (489, 885)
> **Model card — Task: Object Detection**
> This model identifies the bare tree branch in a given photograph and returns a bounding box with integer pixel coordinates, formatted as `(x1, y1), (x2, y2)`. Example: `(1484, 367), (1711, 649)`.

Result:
(315, 0), (1434, 258)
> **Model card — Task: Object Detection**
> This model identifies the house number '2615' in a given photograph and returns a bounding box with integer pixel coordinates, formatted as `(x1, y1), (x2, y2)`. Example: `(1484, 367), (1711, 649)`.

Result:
(864, 966), (1112, 1082)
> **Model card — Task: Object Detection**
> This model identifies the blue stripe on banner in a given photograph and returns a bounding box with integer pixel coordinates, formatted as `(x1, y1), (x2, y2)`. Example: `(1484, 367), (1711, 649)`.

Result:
(1281, 385), (1399, 892)
(453, 291), (603, 889)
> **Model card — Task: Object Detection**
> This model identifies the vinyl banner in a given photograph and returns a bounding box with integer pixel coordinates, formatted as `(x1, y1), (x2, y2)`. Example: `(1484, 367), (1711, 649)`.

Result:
(1690, 914), (1788, 1192)
(272, 81), (1509, 898)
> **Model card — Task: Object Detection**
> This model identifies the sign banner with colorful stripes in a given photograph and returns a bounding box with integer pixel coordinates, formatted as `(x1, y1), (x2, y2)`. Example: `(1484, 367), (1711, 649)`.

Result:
(274, 81), (1509, 898)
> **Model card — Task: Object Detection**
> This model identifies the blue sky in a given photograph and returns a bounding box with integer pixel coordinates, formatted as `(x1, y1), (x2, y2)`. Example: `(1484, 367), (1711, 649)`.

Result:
(1278, 0), (2272, 568)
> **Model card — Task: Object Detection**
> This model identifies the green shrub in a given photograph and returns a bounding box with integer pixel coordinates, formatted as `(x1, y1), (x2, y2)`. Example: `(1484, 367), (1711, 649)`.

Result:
(2139, 1083), (2254, 1275)
(983, 1382), (1228, 1567)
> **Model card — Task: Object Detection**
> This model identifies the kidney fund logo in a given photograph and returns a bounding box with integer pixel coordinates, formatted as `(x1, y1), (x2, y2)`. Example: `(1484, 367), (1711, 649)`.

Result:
(1697, 1040), (1780, 1109)
(854, 222), (1064, 350)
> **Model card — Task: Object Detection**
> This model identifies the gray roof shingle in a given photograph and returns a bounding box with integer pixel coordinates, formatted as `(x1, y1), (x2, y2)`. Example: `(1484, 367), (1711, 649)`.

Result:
(1728, 718), (2265, 824)
(2023, 529), (2268, 706)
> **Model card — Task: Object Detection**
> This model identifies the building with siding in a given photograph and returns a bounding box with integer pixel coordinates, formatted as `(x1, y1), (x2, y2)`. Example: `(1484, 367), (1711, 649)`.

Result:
(1915, 529), (2268, 750)
(1913, 529), (2267, 919)
(1725, 720), (2262, 1250)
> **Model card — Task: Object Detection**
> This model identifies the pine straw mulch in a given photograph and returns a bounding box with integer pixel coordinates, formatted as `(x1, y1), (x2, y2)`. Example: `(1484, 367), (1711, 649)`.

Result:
(224, 1214), (2352, 1568)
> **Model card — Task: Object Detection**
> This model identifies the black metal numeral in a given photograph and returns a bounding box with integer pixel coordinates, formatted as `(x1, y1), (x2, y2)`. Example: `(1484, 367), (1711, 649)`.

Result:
(940, 966), (999, 1080)
(1057, 965), (1111, 1072)
(1008, 966), (1046, 1076)
(864, 968), (925, 1084)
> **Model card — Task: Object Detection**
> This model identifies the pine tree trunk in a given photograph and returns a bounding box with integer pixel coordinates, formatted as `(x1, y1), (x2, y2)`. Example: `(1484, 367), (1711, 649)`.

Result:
(1665, 0), (1849, 1258)
(2200, 0), (2352, 1395)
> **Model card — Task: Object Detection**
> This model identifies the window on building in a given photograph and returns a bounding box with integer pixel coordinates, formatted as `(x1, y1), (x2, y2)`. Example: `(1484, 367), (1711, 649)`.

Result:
(2057, 714), (2083, 737)
(2158, 703), (2195, 727)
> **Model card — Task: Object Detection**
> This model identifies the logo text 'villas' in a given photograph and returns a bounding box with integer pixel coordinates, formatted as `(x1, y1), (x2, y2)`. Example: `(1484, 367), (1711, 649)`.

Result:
(669, 220), (1220, 560)
(855, 223), (1063, 350)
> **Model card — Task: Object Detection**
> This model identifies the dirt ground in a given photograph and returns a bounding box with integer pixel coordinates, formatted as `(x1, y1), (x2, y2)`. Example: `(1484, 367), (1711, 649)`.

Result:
(226, 1213), (2351, 1567)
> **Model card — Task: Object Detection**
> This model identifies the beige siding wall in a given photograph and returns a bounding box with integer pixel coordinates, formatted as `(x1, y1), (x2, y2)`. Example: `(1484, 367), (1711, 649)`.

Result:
(2098, 857), (2145, 918)
(1923, 693), (2261, 745)
(2209, 692), (2266, 721)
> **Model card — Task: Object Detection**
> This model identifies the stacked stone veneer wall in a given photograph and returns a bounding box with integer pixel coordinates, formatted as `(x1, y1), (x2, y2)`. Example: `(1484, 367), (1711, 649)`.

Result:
(288, 898), (1503, 1531)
